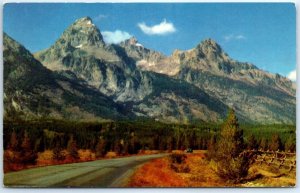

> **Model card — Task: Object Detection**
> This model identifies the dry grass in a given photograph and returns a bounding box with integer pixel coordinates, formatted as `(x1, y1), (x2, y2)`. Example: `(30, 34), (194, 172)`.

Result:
(129, 152), (296, 187)
(179, 153), (229, 187)
(241, 163), (296, 187)
(129, 152), (228, 187)
(129, 157), (186, 187)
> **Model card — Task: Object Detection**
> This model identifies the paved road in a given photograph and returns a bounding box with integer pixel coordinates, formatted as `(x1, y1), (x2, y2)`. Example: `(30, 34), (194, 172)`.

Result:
(4, 154), (167, 188)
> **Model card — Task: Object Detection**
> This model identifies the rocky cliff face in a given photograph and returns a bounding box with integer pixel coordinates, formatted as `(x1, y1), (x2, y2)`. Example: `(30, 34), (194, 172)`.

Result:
(35, 17), (153, 102)
(7, 16), (295, 124)
(3, 33), (127, 121)
(32, 17), (227, 123)
(119, 37), (165, 66)
(133, 38), (296, 124)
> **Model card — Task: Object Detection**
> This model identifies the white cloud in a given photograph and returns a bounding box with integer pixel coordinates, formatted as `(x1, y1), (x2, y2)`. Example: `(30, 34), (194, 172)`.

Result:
(287, 69), (296, 81)
(94, 14), (108, 21)
(224, 34), (246, 42)
(102, 30), (132, 44)
(138, 19), (176, 35)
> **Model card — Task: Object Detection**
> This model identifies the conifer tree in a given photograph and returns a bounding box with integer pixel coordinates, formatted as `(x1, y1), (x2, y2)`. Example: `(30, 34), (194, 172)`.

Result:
(259, 138), (268, 150)
(216, 109), (244, 158)
(53, 142), (65, 161)
(8, 130), (18, 151)
(210, 109), (252, 182)
(20, 131), (38, 165)
(167, 136), (175, 152)
(95, 136), (106, 158)
(247, 134), (258, 150)
(284, 135), (296, 152)
(206, 134), (217, 160)
(269, 134), (282, 151)
(67, 135), (79, 160)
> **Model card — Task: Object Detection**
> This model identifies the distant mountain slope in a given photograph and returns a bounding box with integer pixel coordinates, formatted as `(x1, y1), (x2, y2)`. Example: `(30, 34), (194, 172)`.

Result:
(132, 72), (227, 123)
(34, 17), (151, 102)
(3, 32), (127, 121)
(28, 16), (295, 124)
(123, 37), (296, 124)
(33, 17), (229, 123)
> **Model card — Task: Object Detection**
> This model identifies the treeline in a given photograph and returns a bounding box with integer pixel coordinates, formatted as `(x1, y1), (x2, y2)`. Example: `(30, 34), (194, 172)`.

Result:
(3, 118), (296, 171)
(4, 119), (217, 154)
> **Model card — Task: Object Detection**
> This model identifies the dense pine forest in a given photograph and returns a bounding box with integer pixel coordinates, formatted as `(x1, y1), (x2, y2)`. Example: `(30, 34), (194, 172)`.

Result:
(4, 117), (295, 172)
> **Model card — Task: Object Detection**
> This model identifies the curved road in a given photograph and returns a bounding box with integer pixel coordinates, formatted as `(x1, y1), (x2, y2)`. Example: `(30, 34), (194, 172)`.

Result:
(4, 153), (167, 187)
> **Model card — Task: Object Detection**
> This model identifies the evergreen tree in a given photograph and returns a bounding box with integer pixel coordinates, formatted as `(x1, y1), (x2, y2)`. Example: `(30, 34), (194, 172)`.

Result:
(129, 132), (138, 154)
(52, 143), (65, 161)
(206, 135), (217, 160)
(114, 139), (124, 155)
(247, 134), (258, 150)
(210, 109), (252, 182)
(216, 109), (244, 158)
(95, 136), (106, 158)
(259, 138), (268, 151)
(269, 134), (282, 151)
(8, 130), (18, 151)
(284, 135), (296, 152)
(34, 137), (45, 153)
(20, 131), (38, 165)
(67, 135), (79, 160)
(167, 136), (175, 152)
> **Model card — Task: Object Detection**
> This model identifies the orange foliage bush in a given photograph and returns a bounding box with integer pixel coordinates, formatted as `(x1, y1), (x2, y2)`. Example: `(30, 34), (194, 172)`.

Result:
(4, 150), (24, 172)
(105, 151), (117, 158)
(37, 149), (96, 167)
(37, 150), (54, 165)
(129, 153), (228, 187)
(78, 149), (95, 161)
(129, 158), (186, 187)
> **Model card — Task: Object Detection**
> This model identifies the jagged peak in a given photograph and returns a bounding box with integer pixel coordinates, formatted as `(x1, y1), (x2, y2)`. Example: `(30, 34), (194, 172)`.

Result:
(73, 16), (95, 27)
(128, 36), (138, 45)
(201, 38), (218, 45)
(122, 36), (138, 45)
(121, 36), (145, 48)
(196, 38), (222, 53)
(57, 16), (105, 48)
(75, 16), (92, 22)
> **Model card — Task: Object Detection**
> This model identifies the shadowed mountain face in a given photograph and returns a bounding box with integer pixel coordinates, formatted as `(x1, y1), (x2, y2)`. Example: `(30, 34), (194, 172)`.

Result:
(3, 33), (128, 121)
(131, 38), (295, 124)
(35, 17), (152, 102)
(6, 16), (295, 124)
(33, 17), (228, 123)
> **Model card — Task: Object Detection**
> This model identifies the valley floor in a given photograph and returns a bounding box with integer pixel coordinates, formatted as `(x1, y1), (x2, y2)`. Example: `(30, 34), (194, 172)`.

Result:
(128, 151), (296, 187)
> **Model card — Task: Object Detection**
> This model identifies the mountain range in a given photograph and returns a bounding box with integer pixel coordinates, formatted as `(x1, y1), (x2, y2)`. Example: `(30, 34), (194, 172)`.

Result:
(3, 17), (296, 124)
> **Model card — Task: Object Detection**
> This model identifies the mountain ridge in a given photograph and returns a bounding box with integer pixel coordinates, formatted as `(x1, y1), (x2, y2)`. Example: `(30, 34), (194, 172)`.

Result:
(5, 16), (295, 124)
(3, 32), (129, 121)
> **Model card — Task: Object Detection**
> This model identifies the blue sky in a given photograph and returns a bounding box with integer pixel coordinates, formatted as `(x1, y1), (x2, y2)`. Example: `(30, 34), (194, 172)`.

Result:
(3, 3), (296, 79)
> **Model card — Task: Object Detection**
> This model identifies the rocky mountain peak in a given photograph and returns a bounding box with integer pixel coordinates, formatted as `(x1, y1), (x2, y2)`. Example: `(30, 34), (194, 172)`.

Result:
(196, 38), (223, 56)
(128, 37), (138, 45)
(58, 16), (105, 48)
(121, 36), (145, 48)
(74, 16), (93, 25)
